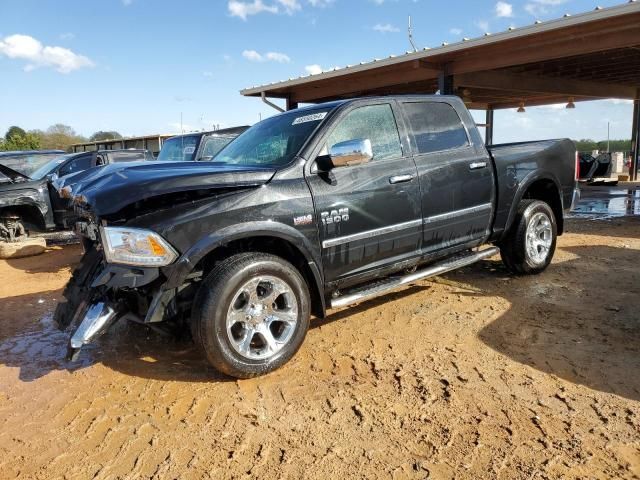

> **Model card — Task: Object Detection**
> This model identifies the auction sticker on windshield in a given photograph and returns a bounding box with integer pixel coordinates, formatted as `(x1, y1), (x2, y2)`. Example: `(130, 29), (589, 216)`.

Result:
(292, 112), (327, 125)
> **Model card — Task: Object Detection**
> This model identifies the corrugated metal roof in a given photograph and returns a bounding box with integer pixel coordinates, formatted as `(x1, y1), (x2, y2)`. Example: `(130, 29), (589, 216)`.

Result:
(241, 1), (640, 96)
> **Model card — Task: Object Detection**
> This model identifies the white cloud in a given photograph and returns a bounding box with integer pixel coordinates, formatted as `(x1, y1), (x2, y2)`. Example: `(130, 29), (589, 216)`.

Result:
(59, 32), (75, 40)
(242, 49), (291, 62)
(277, 0), (301, 14)
(265, 51), (291, 62)
(524, 0), (568, 17)
(122, 0), (133, 5)
(228, 0), (278, 20)
(305, 64), (323, 75)
(495, 1), (513, 17)
(228, 0), (332, 19)
(308, 0), (334, 6)
(0, 34), (94, 73)
(242, 49), (263, 61)
(540, 103), (567, 110)
(607, 99), (634, 105)
(475, 20), (490, 32)
(373, 23), (400, 33)
(449, 28), (463, 36)
(304, 64), (340, 75)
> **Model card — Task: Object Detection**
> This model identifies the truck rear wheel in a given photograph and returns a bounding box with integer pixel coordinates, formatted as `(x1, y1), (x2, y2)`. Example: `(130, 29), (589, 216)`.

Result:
(191, 253), (310, 378)
(499, 199), (557, 275)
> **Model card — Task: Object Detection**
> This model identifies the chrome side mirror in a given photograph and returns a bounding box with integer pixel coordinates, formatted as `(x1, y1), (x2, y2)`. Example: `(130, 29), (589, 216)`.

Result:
(328, 138), (373, 168)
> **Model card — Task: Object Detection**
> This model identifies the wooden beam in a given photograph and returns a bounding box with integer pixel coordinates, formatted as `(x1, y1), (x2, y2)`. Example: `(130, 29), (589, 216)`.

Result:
(489, 96), (593, 109)
(455, 70), (637, 99)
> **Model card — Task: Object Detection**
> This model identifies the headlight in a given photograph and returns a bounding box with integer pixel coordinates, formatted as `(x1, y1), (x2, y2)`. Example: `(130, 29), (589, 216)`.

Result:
(100, 227), (178, 267)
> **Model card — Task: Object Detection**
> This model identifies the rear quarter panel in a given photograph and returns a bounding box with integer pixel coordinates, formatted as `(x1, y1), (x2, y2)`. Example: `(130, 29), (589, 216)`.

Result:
(488, 139), (576, 238)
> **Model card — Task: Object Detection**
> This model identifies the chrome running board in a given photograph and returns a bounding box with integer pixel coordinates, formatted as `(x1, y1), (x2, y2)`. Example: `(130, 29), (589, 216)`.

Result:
(330, 246), (500, 309)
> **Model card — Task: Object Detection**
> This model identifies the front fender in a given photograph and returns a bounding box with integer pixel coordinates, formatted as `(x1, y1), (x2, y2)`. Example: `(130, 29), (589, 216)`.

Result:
(162, 221), (324, 306)
(0, 187), (51, 230)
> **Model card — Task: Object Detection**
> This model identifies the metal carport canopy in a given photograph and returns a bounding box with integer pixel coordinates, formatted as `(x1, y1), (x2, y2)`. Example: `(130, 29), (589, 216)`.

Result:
(240, 0), (640, 178)
(241, 1), (639, 109)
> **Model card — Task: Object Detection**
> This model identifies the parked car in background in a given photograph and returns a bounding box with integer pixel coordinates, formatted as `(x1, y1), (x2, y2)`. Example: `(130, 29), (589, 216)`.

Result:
(56, 96), (577, 377)
(0, 149), (152, 238)
(0, 150), (65, 177)
(156, 126), (249, 162)
(52, 149), (153, 205)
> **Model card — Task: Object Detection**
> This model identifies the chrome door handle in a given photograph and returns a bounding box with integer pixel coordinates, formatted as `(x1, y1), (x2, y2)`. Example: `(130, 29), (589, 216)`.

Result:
(389, 174), (415, 184)
(469, 161), (487, 170)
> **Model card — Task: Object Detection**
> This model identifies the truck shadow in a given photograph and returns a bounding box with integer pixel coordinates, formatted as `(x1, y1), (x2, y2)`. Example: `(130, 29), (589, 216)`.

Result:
(460, 244), (640, 402)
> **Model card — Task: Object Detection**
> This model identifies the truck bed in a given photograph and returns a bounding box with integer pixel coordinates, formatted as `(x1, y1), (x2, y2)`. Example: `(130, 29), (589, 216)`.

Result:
(487, 139), (576, 237)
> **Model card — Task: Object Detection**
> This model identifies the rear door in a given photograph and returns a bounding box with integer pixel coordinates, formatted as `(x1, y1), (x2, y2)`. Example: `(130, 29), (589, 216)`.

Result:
(400, 100), (494, 254)
(306, 101), (422, 283)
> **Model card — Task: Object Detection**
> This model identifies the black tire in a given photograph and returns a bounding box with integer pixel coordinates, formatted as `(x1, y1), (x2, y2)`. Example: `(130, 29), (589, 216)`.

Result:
(191, 252), (310, 379)
(499, 199), (557, 275)
(53, 246), (102, 330)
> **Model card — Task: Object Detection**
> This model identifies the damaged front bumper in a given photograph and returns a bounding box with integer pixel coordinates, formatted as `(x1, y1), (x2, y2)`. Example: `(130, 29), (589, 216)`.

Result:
(59, 242), (166, 361)
(67, 302), (118, 361)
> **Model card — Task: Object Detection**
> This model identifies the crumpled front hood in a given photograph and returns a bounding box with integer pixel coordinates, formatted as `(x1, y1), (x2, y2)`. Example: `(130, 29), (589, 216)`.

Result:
(55, 160), (150, 192)
(74, 161), (276, 217)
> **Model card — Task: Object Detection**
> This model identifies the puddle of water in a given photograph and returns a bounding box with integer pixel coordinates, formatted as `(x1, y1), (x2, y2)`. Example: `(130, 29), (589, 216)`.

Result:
(0, 314), (95, 381)
(569, 189), (640, 219)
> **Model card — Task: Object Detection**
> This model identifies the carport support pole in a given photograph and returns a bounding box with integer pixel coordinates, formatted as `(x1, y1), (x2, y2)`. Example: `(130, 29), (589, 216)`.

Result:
(485, 108), (494, 146)
(438, 67), (454, 95)
(631, 93), (639, 181)
(286, 97), (298, 111)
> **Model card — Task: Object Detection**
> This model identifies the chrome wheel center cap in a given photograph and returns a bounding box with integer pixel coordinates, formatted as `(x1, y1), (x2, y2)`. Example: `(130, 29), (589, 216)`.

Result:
(247, 304), (265, 325)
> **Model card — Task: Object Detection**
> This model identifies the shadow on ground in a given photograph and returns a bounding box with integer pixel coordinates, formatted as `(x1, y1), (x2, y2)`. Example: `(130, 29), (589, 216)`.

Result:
(464, 244), (640, 401)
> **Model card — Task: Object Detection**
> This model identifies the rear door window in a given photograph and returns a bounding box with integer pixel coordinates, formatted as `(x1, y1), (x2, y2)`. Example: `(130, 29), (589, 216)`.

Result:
(326, 104), (402, 162)
(403, 102), (469, 154)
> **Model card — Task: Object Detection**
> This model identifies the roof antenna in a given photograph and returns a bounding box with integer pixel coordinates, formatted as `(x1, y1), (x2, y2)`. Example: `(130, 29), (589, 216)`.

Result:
(408, 15), (418, 52)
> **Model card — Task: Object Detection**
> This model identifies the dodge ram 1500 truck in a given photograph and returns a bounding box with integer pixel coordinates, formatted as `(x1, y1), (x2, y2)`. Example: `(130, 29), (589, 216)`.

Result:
(55, 95), (578, 378)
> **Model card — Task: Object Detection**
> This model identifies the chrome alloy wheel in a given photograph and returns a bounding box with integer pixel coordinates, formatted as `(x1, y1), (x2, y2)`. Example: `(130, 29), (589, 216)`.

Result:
(525, 211), (553, 264)
(226, 275), (298, 360)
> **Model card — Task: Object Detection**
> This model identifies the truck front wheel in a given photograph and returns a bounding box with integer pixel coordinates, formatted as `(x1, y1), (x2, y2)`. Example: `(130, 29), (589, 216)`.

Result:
(499, 199), (557, 275)
(191, 252), (311, 378)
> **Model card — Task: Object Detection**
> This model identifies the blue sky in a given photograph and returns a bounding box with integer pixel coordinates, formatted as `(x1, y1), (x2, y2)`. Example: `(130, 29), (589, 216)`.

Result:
(0, 0), (634, 143)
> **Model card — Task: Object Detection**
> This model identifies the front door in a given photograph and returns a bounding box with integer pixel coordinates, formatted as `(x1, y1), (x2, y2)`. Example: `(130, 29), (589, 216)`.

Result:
(306, 102), (422, 284)
(400, 100), (494, 254)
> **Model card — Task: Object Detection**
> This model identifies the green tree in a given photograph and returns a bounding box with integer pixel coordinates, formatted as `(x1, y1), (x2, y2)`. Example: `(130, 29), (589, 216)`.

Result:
(574, 139), (597, 152)
(5, 126), (26, 141)
(0, 132), (41, 151)
(89, 131), (122, 142)
(596, 139), (631, 152)
(37, 124), (86, 151)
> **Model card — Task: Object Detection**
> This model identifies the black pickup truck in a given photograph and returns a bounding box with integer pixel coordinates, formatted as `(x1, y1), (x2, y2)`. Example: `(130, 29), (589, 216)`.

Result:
(55, 95), (578, 378)
(155, 126), (249, 162)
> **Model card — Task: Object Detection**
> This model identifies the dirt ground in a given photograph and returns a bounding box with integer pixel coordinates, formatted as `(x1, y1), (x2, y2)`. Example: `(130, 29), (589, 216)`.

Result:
(0, 217), (638, 480)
